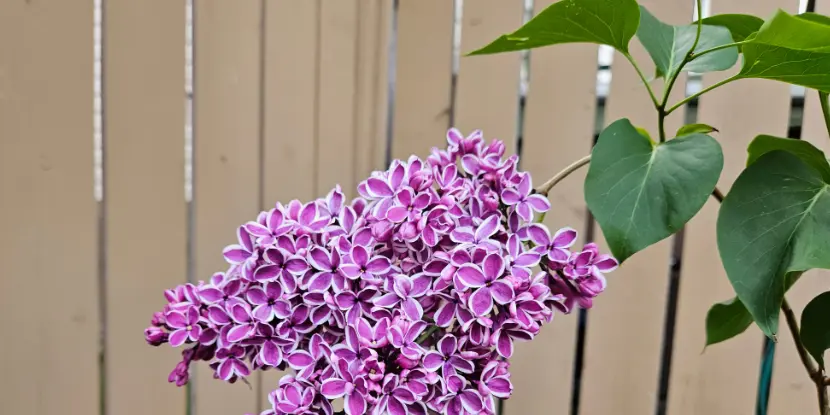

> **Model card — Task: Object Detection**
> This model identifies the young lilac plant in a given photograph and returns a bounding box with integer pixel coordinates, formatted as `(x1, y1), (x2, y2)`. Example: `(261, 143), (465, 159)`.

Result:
(145, 129), (618, 415)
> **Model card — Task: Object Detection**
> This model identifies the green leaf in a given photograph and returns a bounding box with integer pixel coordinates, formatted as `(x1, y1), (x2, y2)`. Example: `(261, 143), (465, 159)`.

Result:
(468, 0), (639, 56)
(585, 119), (724, 261)
(746, 135), (830, 182)
(801, 291), (830, 368)
(705, 273), (801, 347)
(705, 297), (754, 347)
(636, 6), (739, 77)
(698, 14), (764, 43)
(718, 151), (830, 338)
(677, 123), (719, 137)
(797, 12), (830, 27)
(739, 10), (830, 92)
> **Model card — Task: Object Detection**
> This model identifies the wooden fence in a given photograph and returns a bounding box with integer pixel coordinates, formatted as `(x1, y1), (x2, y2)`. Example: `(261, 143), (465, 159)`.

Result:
(1, 0), (828, 414)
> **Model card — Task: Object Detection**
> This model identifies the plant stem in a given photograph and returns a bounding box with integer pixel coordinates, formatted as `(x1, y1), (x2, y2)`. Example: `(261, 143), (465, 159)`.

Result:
(782, 298), (818, 375)
(782, 298), (829, 415)
(691, 40), (748, 61)
(691, 0), (704, 62)
(658, 109), (667, 142)
(666, 75), (739, 115)
(711, 186), (724, 203)
(624, 52), (660, 109)
(820, 91), (830, 139)
(535, 154), (592, 196)
(656, 0), (704, 142)
(416, 325), (440, 344)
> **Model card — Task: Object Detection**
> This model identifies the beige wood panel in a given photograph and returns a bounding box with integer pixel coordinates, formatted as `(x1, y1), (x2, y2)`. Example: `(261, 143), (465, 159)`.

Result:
(317, 0), (359, 197)
(0, 2), (99, 414)
(261, 1), (320, 407)
(669, 1), (796, 414)
(354, 0), (392, 179)
(104, 1), (187, 414)
(263, 0), (318, 206)
(769, 1), (830, 411)
(454, 0), (524, 150)
(392, 0), (455, 160)
(505, 8), (599, 408)
(192, 2), (262, 414)
(580, 1), (690, 414)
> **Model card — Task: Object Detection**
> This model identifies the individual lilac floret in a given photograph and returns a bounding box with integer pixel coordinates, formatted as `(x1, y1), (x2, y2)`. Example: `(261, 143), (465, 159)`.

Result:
(144, 128), (618, 415)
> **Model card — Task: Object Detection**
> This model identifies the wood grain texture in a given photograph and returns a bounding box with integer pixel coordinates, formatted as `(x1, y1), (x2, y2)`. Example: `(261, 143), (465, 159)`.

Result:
(192, 1), (263, 414)
(454, 0), (524, 151)
(354, 0), (393, 180)
(505, 5), (599, 408)
(580, 1), (690, 413)
(0, 1), (99, 413)
(317, 0), (359, 197)
(263, 0), (318, 206)
(669, 1), (795, 414)
(104, 1), (187, 414)
(392, 0), (455, 160)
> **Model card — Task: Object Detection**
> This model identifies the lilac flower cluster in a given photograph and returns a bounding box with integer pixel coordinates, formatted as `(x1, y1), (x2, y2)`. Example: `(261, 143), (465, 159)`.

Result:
(145, 129), (618, 415)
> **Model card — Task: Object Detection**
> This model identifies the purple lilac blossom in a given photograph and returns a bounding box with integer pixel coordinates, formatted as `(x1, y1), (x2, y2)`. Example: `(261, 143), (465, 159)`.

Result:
(145, 128), (618, 415)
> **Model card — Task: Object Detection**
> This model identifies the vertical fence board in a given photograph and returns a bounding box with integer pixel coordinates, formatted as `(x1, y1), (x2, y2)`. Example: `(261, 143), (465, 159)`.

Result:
(580, 1), (689, 414)
(263, 0), (318, 206)
(0, 2), (98, 414)
(193, 2), (262, 414)
(392, 0), (454, 160)
(317, 0), (360, 197)
(769, 2), (830, 412)
(261, 1), (320, 407)
(104, 1), (187, 414)
(454, 0), (524, 150)
(354, 0), (392, 179)
(669, 1), (795, 414)
(508, 7), (599, 409)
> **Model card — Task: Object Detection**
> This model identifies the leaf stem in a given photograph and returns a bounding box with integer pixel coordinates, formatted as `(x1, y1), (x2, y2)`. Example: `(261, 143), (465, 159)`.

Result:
(535, 154), (592, 196)
(657, 0), (704, 141)
(820, 91), (830, 139)
(690, 40), (748, 61)
(666, 75), (739, 115)
(623, 52), (661, 109)
(782, 298), (829, 415)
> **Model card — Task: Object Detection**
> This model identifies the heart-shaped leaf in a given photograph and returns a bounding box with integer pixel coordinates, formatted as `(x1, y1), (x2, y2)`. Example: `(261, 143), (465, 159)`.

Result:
(718, 151), (830, 338)
(801, 291), (830, 368)
(585, 119), (724, 261)
(739, 10), (830, 92)
(637, 6), (739, 78)
(468, 0), (639, 56)
(698, 14), (764, 43)
(746, 135), (830, 181)
(705, 297), (754, 347)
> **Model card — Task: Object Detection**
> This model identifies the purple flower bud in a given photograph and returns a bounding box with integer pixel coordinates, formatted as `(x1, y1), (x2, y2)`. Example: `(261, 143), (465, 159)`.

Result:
(396, 354), (420, 370)
(371, 220), (394, 242)
(144, 326), (167, 346)
(151, 311), (166, 326)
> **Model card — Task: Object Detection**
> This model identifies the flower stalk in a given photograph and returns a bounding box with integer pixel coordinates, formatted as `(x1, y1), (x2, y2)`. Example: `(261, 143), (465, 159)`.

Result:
(535, 154), (592, 196)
